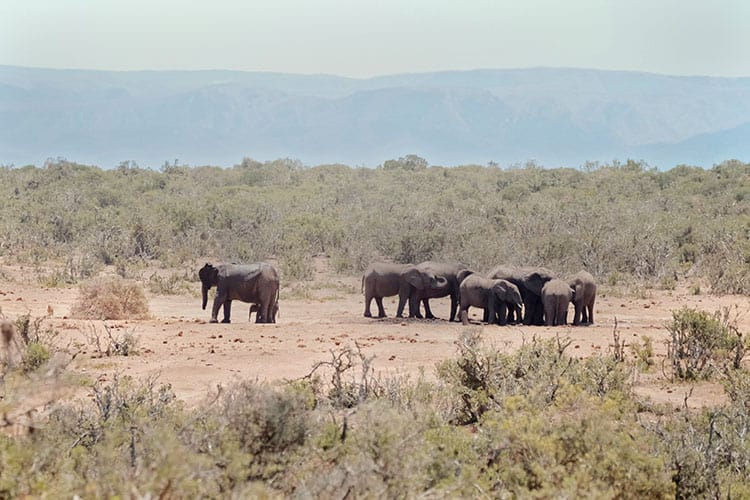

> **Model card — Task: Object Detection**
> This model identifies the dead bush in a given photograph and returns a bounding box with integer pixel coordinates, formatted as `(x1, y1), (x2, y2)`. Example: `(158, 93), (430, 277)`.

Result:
(82, 323), (139, 357)
(70, 277), (150, 320)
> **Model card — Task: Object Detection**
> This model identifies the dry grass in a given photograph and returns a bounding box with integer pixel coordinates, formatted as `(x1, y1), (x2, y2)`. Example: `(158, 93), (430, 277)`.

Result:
(70, 277), (150, 320)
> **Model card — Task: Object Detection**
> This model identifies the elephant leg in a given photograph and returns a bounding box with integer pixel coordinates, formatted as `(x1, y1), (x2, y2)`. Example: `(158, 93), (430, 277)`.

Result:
(375, 297), (387, 318)
(559, 303), (568, 325)
(486, 297), (495, 325)
(482, 307), (490, 323)
(221, 299), (232, 323)
(484, 297), (498, 325)
(423, 299), (435, 319)
(261, 302), (273, 324)
(396, 290), (409, 318)
(587, 298), (595, 324)
(573, 301), (582, 326)
(449, 293), (459, 322)
(410, 292), (423, 319)
(460, 306), (470, 325)
(533, 299), (545, 326)
(364, 293), (374, 317)
(544, 301), (554, 327)
(210, 292), (225, 323)
(522, 298), (533, 325)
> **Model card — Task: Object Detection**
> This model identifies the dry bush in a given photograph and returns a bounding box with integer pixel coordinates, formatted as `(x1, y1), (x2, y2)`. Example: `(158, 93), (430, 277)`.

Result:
(70, 277), (150, 320)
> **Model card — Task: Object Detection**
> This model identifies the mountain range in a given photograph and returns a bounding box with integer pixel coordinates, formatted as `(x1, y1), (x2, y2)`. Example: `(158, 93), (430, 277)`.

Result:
(1, 65), (749, 169)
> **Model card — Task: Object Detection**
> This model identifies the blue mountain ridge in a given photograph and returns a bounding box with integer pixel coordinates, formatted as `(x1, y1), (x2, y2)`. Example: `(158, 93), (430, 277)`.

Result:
(1, 65), (748, 168)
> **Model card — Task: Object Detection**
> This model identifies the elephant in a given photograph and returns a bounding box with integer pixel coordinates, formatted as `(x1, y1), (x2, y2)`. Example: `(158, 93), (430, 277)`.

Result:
(396, 262), (472, 321)
(568, 270), (597, 325)
(362, 262), (412, 318)
(541, 278), (575, 326)
(459, 275), (523, 326)
(199, 262), (280, 324)
(489, 265), (556, 326)
(249, 301), (279, 323)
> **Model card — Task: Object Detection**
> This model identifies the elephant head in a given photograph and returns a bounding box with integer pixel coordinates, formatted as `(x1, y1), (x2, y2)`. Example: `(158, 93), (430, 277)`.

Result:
(403, 267), (448, 291)
(493, 280), (523, 308)
(199, 263), (219, 310)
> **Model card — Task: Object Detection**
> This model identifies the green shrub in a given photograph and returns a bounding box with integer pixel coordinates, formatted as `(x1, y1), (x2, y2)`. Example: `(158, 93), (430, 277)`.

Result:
(146, 271), (190, 295)
(22, 342), (50, 372)
(666, 307), (744, 380)
(436, 332), (631, 425)
(631, 335), (655, 372)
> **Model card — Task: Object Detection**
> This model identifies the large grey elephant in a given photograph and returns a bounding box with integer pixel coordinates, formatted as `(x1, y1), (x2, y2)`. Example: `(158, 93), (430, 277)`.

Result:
(568, 270), (597, 325)
(459, 275), (522, 326)
(541, 278), (575, 326)
(362, 262), (411, 318)
(199, 262), (280, 324)
(489, 265), (556, 325)
(397, 262), (472, 321)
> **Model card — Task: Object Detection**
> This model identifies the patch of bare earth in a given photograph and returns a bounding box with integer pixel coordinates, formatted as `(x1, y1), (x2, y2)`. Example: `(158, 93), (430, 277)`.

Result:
(0, 262), (747, 409)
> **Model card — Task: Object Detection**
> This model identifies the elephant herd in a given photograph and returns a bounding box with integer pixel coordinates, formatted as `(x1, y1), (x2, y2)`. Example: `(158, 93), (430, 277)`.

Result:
(196, 260), (596, 328)
(362, 261), (597, 327)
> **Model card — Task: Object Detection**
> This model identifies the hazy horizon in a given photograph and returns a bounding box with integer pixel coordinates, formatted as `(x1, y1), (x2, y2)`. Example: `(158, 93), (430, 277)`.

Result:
(4, 63), (750, 81)
(3, 0), (749, 78)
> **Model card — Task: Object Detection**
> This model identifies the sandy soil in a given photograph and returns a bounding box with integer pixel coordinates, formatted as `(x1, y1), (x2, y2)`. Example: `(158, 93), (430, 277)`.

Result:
(1, 261), (748, 410)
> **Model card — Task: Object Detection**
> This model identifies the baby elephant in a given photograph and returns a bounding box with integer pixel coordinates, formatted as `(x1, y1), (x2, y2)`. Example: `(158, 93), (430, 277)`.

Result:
(459, 275), (523, 326)
(541, 279), (575, 326)
(249, 302), (279, 323)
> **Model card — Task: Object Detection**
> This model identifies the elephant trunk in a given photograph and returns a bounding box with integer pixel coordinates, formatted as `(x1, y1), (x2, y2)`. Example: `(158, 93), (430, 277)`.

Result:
(202, 284), (209, 310)
(434, 275), (448, 289)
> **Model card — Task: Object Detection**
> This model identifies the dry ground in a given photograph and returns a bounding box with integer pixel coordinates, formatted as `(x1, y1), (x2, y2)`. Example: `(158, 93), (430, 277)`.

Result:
(1, 260), (748, 409)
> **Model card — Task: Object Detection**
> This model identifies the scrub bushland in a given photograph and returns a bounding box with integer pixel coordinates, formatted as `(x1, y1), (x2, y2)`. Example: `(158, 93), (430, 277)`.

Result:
(0, 157), (747, 290)
(2, 333), (750, 497)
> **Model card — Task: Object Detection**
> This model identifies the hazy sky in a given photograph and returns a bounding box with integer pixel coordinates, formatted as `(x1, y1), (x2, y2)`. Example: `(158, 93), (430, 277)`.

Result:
(2, 0), (749, 78)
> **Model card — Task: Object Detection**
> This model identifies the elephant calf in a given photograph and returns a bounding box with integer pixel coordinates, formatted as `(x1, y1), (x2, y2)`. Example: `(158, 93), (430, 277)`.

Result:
(568, 271), (597, 325)
(459, 275), (523, 326)
(489, 265), (556, 326)
(249, 302), (279, 323)
(541, 279), (575, 326)
(398, 261), (471, 322)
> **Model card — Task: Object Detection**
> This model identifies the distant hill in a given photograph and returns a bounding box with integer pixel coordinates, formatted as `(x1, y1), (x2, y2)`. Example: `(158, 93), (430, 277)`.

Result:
(1, 65), (749, 168)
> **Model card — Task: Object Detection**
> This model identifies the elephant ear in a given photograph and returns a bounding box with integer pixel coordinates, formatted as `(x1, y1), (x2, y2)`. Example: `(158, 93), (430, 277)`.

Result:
(457, 269), (474, 285)
(526, 272), (552, 296)
(199, 263), (214, 284)
(404, 269), (427, 290)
